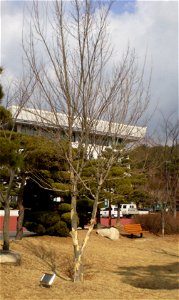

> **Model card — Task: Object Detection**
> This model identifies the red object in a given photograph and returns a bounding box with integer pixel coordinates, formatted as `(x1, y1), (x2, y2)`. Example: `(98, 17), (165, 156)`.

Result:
(0, 215), (134, 233)
(100, 217), (134, 227)
(0, 216), (27, 232)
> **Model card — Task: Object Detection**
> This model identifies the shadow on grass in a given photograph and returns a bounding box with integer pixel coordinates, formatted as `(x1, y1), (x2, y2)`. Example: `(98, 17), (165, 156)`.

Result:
(116, 262), (179, 290)
(120, 233), (143, 239)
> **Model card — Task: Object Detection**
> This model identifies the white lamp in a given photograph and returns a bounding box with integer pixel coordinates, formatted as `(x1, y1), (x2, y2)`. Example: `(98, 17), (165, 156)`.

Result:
(40, 273), (56, 287)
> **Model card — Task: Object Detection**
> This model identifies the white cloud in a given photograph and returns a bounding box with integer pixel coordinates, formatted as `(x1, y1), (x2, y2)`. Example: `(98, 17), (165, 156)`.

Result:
(1, 1), (178, 137)
(1, 2), (24, 81)
(108, 1), (178, 133)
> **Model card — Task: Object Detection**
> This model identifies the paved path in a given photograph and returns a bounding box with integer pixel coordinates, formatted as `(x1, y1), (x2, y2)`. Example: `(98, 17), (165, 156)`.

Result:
(0, 231), (36, 240)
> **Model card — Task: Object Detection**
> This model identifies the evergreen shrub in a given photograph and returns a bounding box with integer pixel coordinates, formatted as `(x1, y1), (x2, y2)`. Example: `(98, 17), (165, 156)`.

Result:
(61, 212), (79, 229)
(58, 203), (71, 213)
(46, 221), (69, 236)
(24, 210), (68, 236)
(61, 212), (71, 228)
(24, 221), (46, 235)
(39, 211), (61, 226)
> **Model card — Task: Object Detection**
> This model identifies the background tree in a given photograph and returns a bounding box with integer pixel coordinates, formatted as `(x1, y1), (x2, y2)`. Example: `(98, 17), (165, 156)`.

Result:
(23, 0), (150, 282)
(0, 130), (23, 250)
(0, 73), (16, 250)
(0, 70), (36, 247)
(161, 113), (179, 218)
(101, 149), (149, 224)
(130, 121), (179, 237)
(0, 67), (4, 103)
(21, 136), (72, 237)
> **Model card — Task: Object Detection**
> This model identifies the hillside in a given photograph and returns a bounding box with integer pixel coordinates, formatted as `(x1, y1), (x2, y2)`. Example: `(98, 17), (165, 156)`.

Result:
(0, 231), (179, 300)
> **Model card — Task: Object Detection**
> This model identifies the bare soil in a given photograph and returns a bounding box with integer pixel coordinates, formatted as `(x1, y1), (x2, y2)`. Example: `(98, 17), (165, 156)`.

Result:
(0, 230), (179, 300)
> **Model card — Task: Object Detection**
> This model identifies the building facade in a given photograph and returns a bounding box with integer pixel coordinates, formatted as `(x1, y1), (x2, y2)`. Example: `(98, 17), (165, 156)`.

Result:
(9, 105), (147, 159)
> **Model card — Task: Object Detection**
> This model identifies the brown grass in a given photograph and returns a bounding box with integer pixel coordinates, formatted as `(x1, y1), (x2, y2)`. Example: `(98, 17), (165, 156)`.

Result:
(0, 231), (179, 300)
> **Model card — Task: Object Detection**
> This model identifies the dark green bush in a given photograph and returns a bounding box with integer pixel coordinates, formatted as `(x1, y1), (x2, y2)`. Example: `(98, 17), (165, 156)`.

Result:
(24, 211), (61, 226)
(24, 209), (72, 236)
(134, 213), (179, 234)
(10, 201), (18, 209)
(24, 222), (46, 235)
(39, 211), (61, 227)
(24, 210), (45, 223)
(46, 221), (69, 236)
(77, 199), (93, 228)
(61, 212), (79, 229)
(58, 203), (71, 213)
(61, 212), (71, 228)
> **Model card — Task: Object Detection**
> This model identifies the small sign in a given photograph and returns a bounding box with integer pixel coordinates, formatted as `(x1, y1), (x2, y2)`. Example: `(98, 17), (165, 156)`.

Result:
(40, 273), (56, 287)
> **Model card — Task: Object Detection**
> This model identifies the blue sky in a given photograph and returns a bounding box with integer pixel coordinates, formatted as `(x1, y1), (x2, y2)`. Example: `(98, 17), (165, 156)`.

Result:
(111, 0), (136, 14)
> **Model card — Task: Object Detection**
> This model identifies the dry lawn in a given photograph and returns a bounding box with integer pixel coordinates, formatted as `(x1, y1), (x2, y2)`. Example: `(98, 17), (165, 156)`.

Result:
(0, 231), (179, 300)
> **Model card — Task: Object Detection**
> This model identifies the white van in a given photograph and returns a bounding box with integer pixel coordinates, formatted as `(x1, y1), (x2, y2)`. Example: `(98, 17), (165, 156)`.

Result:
(100, 205), (122, 218)
(120, 203), (138, 216)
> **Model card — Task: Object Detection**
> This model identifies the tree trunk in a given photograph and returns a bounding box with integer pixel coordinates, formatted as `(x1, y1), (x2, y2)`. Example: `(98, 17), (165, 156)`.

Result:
(70, 174), (83, 281)
(173, 194), (177, 219)
(73, 218), (96, 282)
(3, 202), (10, 251)
(73, 250), (84, 282)
(108, 199), (112, 227)
(161, 209), (165, 237)
(72, 190), (100, 282)
(15, 175), (26, 240)
(95, 207), (101, 229)
(15, 206), (24, 240)
(2, 169), (15, 251)
(116, 203), (121, 224)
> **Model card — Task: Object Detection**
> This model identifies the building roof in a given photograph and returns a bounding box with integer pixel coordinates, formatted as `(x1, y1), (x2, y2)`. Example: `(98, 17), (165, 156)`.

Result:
(8, 105), (147, 140)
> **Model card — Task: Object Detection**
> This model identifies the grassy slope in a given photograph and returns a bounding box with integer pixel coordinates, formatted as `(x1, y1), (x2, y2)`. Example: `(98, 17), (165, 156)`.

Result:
(0, 231), (179, 300)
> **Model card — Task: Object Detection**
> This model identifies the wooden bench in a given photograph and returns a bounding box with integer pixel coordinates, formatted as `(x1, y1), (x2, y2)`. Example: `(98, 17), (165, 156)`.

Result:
(123, 223), (146, 238)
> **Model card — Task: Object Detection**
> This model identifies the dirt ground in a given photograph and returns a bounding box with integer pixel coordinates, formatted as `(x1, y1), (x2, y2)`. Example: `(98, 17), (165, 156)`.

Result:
(0, 230), (179, 300)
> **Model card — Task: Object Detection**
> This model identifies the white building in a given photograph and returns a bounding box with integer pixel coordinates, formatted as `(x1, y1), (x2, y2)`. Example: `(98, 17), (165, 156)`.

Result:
(9, 106), (147, 159)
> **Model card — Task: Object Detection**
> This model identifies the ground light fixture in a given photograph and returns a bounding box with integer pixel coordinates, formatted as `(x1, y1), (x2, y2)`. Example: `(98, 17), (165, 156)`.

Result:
(40, 273), (56, 287)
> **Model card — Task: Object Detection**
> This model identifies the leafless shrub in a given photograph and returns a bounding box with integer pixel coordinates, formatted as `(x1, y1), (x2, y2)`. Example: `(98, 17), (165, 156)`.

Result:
(134, 213), (179, 234)
(61, 256), (94, 280)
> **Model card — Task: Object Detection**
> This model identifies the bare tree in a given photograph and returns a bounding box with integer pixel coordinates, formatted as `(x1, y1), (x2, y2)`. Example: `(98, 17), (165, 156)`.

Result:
(0, 67), (4, 103)
(0, 74), (36, 250)
(144, 112), (178, 236)
(23, 0), (150, 281)
(161, 113), (179, 218)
